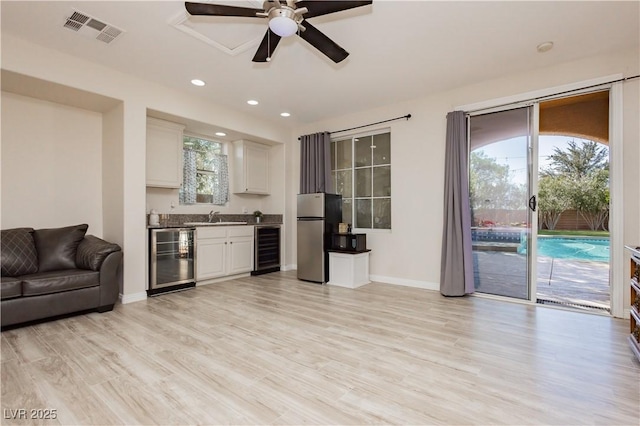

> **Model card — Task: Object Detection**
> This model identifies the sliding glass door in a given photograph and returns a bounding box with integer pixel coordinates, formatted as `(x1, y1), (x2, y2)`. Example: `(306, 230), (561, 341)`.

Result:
(468, 107), (537, 299)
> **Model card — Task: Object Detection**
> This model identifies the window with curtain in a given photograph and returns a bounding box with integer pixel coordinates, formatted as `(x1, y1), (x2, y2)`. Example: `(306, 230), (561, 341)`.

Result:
(330, 130), (391, 230)
(179, 135), (229, 205)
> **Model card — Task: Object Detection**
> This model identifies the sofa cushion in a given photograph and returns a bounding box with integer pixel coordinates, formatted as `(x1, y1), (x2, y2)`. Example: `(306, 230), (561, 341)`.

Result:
(0, 277), (22, 300)
(1, 227), (38, 277)
(21, 269), (99, 297)
(76, 235), (121, 271)
(33, 224), (88, 272)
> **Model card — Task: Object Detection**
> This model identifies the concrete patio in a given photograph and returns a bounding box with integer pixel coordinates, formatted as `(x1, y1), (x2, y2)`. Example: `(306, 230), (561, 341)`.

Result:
(473, 250), (610, 313)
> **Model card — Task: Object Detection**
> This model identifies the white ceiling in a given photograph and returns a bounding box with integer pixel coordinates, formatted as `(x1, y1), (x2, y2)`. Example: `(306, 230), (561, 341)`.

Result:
(1, 1), (638, 126)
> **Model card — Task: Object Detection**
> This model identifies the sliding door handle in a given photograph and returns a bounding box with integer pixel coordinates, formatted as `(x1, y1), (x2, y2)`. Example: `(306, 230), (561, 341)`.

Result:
(529, 195), (537, 212)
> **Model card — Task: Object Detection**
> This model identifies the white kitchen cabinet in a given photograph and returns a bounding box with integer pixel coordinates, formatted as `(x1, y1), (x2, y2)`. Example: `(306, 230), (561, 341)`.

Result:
(146, 117), (185, 188)
(232, 140), (270, 195)
(196, 226), (254, 281)
(196, 237), (226, 280)
(228, 235), (253, 275)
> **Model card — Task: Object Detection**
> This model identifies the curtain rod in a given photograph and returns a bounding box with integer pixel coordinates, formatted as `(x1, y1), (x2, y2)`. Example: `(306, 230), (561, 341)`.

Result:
(298, 114), (411, 140)
(464, 74), (640, 115)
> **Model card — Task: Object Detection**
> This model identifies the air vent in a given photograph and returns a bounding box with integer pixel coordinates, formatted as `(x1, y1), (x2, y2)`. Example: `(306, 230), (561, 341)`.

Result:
(63, 9), (125, 44)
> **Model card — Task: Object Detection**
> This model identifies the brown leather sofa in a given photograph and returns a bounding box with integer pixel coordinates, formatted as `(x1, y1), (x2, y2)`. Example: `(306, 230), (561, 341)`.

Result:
(1, 224), (122, 328)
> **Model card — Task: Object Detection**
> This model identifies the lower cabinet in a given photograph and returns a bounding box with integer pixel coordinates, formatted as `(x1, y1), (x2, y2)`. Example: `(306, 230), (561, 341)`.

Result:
(196, 226), (254, 281)
(228, 233), (253, 275)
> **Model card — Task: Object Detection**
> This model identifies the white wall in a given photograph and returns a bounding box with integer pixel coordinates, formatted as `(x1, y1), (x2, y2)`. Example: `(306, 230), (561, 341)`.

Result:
(622, 78), (640, 250)
(1, 92), (104, 235)
(102, 103), (125, 248)
(288, 48), (640, 292)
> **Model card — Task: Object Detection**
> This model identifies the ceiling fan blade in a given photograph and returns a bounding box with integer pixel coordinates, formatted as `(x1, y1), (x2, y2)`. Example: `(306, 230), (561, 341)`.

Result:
(185, 2), (263, 17)
(297, 20), (348, 63)
(297, 1), (372, 19)
(252, 29), (282, 62)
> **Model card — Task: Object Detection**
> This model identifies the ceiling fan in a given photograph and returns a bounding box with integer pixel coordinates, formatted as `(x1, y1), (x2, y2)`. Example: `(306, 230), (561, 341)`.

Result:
(184, 0), (373, 63)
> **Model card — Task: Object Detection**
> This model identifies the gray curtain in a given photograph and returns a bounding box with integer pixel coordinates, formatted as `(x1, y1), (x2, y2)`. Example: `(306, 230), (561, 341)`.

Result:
(300, 131), (332, 194)
(440, 111), (474, 296)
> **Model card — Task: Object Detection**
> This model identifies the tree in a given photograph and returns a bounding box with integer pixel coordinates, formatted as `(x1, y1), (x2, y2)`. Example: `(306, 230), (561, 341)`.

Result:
(572, 169), (610, 231)
(541, 140), (608, 178)
(539, 139), (609, 231)
(537, 175), (572, 230)
(469, 151), (527, 224)
(470, 151), (508, 210)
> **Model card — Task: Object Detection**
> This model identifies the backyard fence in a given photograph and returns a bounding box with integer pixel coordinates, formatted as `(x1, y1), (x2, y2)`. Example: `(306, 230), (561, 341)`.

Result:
(550, 209), (609, 231)
(474, 208), (609, 231)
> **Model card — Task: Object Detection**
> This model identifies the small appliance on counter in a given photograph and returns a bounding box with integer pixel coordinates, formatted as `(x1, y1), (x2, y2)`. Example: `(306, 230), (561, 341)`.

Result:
(332, 233), (367, 252)
(149, 209), (160, 226)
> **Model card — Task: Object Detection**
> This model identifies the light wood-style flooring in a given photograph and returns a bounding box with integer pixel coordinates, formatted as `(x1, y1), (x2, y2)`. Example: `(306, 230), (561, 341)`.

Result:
(2, 271), (639, 425)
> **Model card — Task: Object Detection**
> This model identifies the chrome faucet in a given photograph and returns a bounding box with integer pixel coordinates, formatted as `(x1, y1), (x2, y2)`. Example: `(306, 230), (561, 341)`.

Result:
(208, 210), (220, 223)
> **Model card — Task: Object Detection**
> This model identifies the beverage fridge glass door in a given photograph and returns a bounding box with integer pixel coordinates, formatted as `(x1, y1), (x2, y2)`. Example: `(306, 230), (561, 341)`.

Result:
(150, 228), (195, 289)
(297, 219), (325, 282)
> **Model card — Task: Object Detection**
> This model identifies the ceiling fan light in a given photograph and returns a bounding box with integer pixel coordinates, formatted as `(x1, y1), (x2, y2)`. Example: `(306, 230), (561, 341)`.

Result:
(269, 16), (298, 37)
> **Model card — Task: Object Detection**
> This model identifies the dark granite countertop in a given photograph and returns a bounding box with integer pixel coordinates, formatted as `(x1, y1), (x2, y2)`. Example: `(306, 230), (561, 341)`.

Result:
(146, 213), (283, 229)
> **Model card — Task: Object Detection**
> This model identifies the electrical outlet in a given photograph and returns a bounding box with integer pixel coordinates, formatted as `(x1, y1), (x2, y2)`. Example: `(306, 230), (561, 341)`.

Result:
(242, 206), (248, 214)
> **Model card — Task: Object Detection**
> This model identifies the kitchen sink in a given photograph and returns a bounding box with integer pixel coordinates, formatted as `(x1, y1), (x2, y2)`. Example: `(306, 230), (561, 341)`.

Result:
(183, 221), (247, 226)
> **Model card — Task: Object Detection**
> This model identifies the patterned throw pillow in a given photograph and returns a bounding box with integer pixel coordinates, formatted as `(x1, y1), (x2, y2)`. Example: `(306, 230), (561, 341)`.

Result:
(33, 224), (89, 272)
(1, 228), (39, 276)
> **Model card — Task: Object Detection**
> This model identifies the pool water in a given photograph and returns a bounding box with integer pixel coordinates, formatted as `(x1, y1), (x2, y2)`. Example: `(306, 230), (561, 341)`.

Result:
(535, 237), (610, 262)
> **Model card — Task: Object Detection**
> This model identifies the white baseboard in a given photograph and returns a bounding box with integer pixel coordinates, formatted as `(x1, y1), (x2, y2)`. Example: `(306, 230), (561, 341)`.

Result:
(282, 266), (438, 291)
(119, 291), (147, 304)
(370, 274), (440, 292)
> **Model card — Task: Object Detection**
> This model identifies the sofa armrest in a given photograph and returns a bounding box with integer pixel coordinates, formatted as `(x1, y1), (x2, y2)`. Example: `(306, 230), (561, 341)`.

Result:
(98, 250), (122, 309)
(76, 235), (121, 271)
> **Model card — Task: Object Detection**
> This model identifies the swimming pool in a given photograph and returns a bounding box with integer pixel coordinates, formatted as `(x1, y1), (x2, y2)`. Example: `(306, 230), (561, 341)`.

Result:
(535, 237), (610, 262)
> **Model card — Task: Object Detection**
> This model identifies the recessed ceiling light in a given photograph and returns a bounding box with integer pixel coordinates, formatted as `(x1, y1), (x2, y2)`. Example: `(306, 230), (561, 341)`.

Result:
(280, 112), (291, 117)
(215, 132), (226, 137)
(536, 41), (554, 53)
(247, 100), (259, 106)
(191, 79), (206, 86)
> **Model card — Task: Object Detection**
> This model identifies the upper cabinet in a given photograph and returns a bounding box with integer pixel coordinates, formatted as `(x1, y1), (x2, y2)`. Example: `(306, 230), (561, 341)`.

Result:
(232, 140), (270, 195)
(146, 118), (185, 188)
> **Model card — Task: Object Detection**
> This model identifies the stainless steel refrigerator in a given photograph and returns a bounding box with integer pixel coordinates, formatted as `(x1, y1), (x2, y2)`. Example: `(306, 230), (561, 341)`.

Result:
(297, 193), (342, 283)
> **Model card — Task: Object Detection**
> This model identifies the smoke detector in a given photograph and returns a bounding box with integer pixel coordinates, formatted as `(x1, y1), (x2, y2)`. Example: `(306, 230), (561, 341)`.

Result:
(63, 10), (125, 44)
